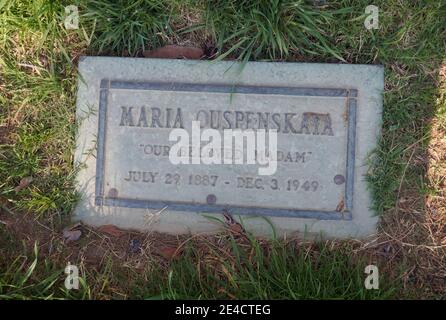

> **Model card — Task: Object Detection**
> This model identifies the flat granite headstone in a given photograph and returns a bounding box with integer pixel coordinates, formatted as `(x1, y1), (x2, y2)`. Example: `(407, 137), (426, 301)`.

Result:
(74, 57), (383, 239)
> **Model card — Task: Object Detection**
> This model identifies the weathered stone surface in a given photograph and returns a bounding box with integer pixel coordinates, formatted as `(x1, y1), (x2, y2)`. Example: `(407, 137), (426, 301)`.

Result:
(74, 57), (383, 239)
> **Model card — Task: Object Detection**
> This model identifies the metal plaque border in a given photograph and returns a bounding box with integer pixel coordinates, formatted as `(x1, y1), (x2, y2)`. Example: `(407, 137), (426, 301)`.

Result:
(95, 80), (357, 220)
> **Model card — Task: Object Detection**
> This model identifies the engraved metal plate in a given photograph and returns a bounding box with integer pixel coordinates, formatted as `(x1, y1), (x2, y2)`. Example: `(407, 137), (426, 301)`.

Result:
(95, 80), (357, 220)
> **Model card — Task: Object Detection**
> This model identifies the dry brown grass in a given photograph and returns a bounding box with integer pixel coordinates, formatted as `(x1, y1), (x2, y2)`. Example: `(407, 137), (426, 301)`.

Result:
(372, 61), (446, 297)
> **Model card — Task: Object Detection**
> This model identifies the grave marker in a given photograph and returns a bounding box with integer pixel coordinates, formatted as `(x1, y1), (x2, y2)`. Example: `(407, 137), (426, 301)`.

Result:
(75, 57), (383, 238)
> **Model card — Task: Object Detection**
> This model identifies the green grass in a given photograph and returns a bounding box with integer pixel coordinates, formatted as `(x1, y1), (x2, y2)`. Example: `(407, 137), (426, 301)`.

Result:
(145, 237), (396, 299)
(0, 0), (445, 299)
(76, 0), (177, 55)
(0, 243), (62, 299)
(195, 0), (347, 62)
(0, 240), (92, 299)
(0, 234), (398, 299)
(0, 0), (80, 217)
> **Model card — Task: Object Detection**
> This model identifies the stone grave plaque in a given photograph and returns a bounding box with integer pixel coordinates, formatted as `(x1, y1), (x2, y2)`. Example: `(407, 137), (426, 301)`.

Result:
(75, 57), (383, 239)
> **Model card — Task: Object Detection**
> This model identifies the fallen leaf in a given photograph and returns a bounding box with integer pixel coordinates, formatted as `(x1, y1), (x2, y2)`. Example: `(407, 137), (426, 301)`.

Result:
(223, 211), (245, 234)
(158, 246), (181, 260)
(63, 229), (82, 242)
(97, 224), (126, 237)
(14, 176), (33, 192)
(143, 45), (203, 59)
